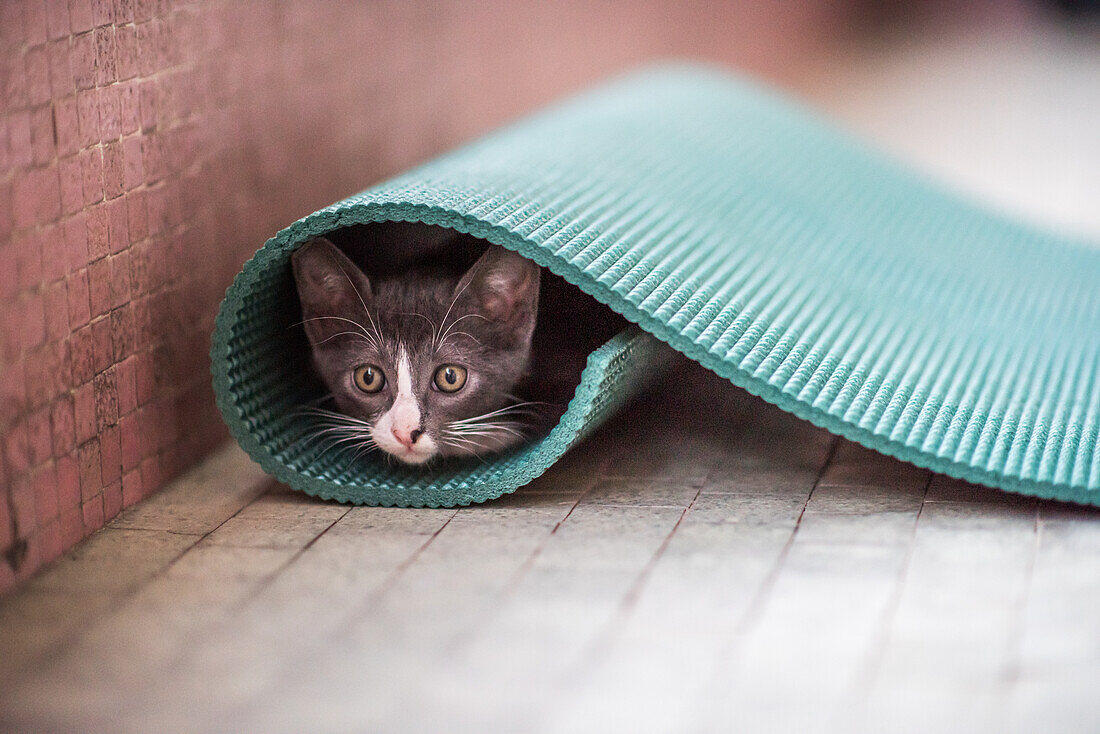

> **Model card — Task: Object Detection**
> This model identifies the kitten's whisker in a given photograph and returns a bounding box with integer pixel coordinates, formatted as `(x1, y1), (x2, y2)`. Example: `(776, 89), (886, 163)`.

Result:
(295, 316), (378, 347)
(443, 330), (482, 346)
(445, 420), (529, 441)
(295, 407), (376, 428)
(400, 311), (440, 344)
(439, 433), (490, 461)
(438, 312), (489, 349)
(435, 274), (477, 350)
(326, 252), (385, 347)
(449, 402), (544, 425)
(449, 425), (527, 441)
(315, 331), (376, 347)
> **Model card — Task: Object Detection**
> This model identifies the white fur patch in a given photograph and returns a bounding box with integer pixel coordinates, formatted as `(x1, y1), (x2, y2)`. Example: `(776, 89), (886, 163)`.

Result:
(370, 346), (437, 464)
(391, 349), (420, 430)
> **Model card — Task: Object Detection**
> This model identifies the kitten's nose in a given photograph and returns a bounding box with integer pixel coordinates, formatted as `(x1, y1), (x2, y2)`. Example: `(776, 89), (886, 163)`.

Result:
(392, 427), (423, 448)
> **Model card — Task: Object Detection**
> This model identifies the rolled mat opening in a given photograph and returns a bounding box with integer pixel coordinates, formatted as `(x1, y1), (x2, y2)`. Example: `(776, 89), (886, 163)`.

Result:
(212, 63), (1100, 507)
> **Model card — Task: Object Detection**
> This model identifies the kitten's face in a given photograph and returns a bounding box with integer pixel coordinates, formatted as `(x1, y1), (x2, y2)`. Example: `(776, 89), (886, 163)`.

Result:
(292, 237), (540, 465)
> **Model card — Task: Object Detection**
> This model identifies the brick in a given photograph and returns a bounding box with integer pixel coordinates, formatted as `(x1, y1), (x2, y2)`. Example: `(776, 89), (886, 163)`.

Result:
(91, 316), (113, 373)
(69, 325), (94, 386)
(139, 453), (161, 493)
(115, 24), (137, 80)
(133, 0), (153, 23)
(138, 78), (157, 131)
(100, 84), (122, 142)
(51, 395), (76, 456)
(60, 214), (85, 270)
(47, 39), (74, 97)
(13, 166), (61, 229)
(135, 404), (156, 456)
(0, 181), (12, 244)
(73, 382), (96, 445)
(145, 183), (167, 234)
(56, 452), (81, 511)
(91, 0), (114, 26)
(88, 205), (115, 264)
(110, 304), (134, 359)
(127, 188), (147, 241)
(26, 406), (55, 466)
(121, 467), (142, 506)
(100, 425), (121, 484)
(46, 0), (72, 39)
(66, 269), (91, 328)
(3, 425), (30, 477)
(134, 349), (155, 404)
(80, 147), (105, 208)
(102, 141), (124, 199)
(82, 495), (105, 530)
(25, 46), (53, 107)
(69, 0), (94, 32)
(93, 368), (119, 429)
(103, 479), (123, 520)
(43, 279), (71, 341)
(0, 2), (20, 44)
(30, 105), (56, 165)
(23, 342), (58, 407)
(119, 79), (140, 134)
(141, 133), (163, 183)
(8, 110), (33, 169)
(12, 230), (43, 291)
(106, 196), (129, 252)
(0, 309), (19, 364)
(11, 475), (36, 535)
(71, 32), (97, 91)
(60, 507), (83, 548)
(37, 519), (65, 565)
(109, 252), (131, 307)
(39, 223), (70, 284)
(94, 27), (117, 86)
(23, 1), (49, 45)
(20, 295), (48, 353)
(78, 438), (103, 501)
(115, 0), (135, 24)
(59, 154), (85, 214)
(122, 136), (143, 189)
(119, 412), (140, 470)
(0, 361), (26, 426)
(87, 257), (111, 316)
(33, 463), (60, 524)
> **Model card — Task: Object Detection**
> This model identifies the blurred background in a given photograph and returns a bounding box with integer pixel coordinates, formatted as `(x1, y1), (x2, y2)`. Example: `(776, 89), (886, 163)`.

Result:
(1, 0), (1097, 591)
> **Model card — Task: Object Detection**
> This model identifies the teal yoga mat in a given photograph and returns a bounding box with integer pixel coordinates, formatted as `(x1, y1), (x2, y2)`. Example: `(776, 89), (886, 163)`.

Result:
(211, 64), (1100, 507)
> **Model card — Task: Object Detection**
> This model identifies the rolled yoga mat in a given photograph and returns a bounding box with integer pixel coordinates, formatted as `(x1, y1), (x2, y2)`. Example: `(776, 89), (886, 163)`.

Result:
(211, 64), (1100, 507)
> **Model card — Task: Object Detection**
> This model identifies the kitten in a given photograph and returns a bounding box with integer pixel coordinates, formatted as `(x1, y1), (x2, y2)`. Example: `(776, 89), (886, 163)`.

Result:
(292, 237), (541, 465)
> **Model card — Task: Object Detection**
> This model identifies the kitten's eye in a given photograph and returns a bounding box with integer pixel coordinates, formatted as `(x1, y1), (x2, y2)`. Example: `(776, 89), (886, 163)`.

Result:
(433, 365), (467, 393)
(353, 364), (386, 393)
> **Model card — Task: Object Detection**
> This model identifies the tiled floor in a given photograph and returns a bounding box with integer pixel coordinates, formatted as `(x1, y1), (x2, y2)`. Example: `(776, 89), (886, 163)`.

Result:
(1, 360), (1098, 733)
(3, 21), (1099, 734)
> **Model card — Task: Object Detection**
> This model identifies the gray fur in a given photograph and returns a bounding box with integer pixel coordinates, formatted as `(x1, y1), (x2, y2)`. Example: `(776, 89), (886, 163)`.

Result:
(292, 236), (540, 463)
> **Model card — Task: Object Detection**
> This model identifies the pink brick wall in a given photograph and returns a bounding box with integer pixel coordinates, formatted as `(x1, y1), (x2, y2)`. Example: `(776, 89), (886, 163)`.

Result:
(1, 0), (851, 592)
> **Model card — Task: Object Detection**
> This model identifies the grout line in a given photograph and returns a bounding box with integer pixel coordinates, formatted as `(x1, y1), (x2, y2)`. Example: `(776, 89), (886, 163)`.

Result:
(436, 458), (609, 657)
(234, 505), (355, 608)
(574, 484), (704, 671)
(846, 470), (933, 710)
(729, 434), (840, 637)
(3, 476), (275, 680)
(223, 507), (462, 724)
(496, 455), (609, 597)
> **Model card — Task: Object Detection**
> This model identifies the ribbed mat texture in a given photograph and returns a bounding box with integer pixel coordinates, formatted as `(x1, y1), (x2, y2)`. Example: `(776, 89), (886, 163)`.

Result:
(212, 64), (1100, 507)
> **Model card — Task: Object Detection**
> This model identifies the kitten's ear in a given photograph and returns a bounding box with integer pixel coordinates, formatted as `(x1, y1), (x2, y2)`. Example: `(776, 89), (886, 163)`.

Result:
(292, 237), (373, 344)
(456, 246), (540, 343)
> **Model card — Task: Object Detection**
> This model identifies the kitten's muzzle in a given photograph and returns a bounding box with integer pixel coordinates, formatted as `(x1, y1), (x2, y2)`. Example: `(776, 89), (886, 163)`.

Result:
(392, 427), (424, 449)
